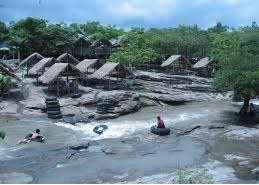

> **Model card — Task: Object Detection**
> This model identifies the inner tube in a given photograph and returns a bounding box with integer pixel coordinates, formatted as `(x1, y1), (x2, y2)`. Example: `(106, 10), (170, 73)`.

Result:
(33, 136), (45, 142)
(93, 124), (108, 135)
(45, 100), (59, 105)
(150, 126), (170, 136)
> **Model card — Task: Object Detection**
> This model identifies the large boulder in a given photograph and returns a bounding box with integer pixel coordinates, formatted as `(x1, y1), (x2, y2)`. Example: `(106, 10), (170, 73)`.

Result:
(97, 90), (139, 102)
(113, 100), (140, 115)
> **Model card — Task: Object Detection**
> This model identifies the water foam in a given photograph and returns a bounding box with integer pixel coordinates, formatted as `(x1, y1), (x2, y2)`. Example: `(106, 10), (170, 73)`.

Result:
(54, 111), (211, 140)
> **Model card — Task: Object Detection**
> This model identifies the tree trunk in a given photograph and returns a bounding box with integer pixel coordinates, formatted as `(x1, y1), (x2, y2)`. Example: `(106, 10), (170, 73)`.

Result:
(239, 98), (250, 116)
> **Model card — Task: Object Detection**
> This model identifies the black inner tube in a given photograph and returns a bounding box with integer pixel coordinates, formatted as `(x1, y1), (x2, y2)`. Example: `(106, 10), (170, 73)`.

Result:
(150, 126), (170, 136)
(93, 125), (108, 135)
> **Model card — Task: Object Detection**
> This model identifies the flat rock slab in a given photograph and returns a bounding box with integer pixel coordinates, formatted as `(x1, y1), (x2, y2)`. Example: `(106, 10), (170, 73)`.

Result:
(0, 101), (19, 114)
(0, 172), (33, 183)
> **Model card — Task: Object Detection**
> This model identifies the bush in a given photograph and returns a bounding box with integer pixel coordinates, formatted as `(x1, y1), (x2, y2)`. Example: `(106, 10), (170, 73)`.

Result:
(175, 167), (213, 184)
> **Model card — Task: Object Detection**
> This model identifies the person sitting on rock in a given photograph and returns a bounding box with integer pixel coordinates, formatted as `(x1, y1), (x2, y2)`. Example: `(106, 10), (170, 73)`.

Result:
(17, 129), (43, 144)
(157, 116), (165, 128)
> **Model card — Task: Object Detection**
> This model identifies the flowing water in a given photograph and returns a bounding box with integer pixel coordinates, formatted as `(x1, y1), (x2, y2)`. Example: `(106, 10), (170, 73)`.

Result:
(0, 101), (258, 183)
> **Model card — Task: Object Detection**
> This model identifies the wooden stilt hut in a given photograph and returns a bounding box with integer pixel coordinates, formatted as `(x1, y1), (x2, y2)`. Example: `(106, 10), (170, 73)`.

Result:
(91, 62), (135, 90)
(18, 52), (44, 75)
(161, 55), (193, 75)
(38, 63), (85, 96)
(56, 53), (80, 65)
(193, 57), (215, 77)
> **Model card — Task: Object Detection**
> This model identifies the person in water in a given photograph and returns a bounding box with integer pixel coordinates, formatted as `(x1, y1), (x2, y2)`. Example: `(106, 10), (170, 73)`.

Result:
(17, 129), (43, 144)
(157, 116), (165, 128)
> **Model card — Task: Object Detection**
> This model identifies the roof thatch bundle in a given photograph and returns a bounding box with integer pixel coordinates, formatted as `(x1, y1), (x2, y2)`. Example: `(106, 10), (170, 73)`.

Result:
(56, 53), (80, 65)
(193, 57), (213, 68)
(91, 62), (135, 79)
(0, 64), (21, 81)
(19, 52), (44, 67)
(75, 59), (99, 73)
(28, 57), (58, 75)
(161, 55), (192, 67)
(38, 63), (85, 84)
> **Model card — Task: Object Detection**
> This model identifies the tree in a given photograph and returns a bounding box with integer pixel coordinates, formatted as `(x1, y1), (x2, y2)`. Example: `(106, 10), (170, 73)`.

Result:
(213, 26), (259, 115)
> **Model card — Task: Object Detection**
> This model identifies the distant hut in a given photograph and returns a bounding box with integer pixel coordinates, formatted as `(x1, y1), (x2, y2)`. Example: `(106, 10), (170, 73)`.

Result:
(193, 57), (215, 77)
(161, 55), (193, 74)
(57, 53), (80, 65)
(28, 57), (58, 76)
(19, 52), (44, 68)
(73, 37), (92, 58)
(75, 59), (103, 75)
(91, 39), (112, 59)
(92, 62), (134, 79)
(91, 62), (134, 89)
(39, 63), (85, 95)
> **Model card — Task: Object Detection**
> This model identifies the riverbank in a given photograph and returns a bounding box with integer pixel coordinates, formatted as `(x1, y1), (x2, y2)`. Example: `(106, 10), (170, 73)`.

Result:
(0, 101), (259, 183)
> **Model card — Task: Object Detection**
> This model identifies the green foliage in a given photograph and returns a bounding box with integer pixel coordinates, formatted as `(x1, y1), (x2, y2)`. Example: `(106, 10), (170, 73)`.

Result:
(0, 128), (5, 140)
(175, 167), (213, 184)
(213, 25), (259, 99)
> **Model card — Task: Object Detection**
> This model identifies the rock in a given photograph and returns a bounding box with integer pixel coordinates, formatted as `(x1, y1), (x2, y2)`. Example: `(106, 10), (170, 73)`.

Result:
(19, 84), (46, 109)
(113, 100), (140, 115)
(0, 173), (33, 183)
(69, 143), (89, 150)
(61, 105), (93, 116)
(251, 167), (259, 179)
(77, 92), (97, 105)
(97, 90), (139, 102)
(0, 101), (19, 114)
(141, 93), (192, 105)
(135, 71), (212, 84)
(94, 113), (119, 120)
(139, 97), (160, 107)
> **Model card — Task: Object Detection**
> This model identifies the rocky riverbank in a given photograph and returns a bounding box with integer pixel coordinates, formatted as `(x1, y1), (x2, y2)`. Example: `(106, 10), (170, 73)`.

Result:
(0, 71), (232, 123)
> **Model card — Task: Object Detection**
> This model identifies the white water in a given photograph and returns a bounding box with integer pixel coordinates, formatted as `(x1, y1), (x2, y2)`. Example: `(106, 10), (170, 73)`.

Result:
(54, 110), (212, 141)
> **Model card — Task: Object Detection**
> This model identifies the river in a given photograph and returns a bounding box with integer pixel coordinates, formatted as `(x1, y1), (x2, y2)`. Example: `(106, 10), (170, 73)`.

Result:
(0, 101), (258, 183)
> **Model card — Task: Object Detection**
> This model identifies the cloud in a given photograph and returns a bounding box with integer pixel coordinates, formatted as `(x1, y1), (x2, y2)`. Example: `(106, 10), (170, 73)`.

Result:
(0, 0), (258, 28)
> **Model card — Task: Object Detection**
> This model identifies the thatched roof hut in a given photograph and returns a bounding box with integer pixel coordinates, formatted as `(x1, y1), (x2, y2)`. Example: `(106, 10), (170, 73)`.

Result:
(0, 64), (21, 81)
(91, 62), (135, 79)
(75, 59), (100, 73)
(19, 52), (44, 67)
(28, 57), (58, 75)
(193, 57), (214, 68)
(161, 55), (192, 68)
(39, 63), (85, 84)
(56, 53), (80, 65)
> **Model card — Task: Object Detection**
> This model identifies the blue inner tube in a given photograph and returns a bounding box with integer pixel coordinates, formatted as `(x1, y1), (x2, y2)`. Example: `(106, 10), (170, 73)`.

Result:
(93, 125), (108, 135)
(150, 126), (170, 136)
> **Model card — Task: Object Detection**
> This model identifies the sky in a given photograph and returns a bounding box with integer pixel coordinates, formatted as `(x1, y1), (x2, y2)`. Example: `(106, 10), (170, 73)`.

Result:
(0, 0), (258, 29)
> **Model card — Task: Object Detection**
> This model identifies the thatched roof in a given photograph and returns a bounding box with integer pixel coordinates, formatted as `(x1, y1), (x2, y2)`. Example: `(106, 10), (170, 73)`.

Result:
(193, 57), (213, 68)
(0, 64), (21, 81)
(56, 53), (80, 65)
(19, 52), (44, 67)
(161, 55), (192, 67)
(75, 59), (99, 73)
(91, 62), (135, 79)
(38, 63), (85, 84)
(28, 57), (58, 75)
